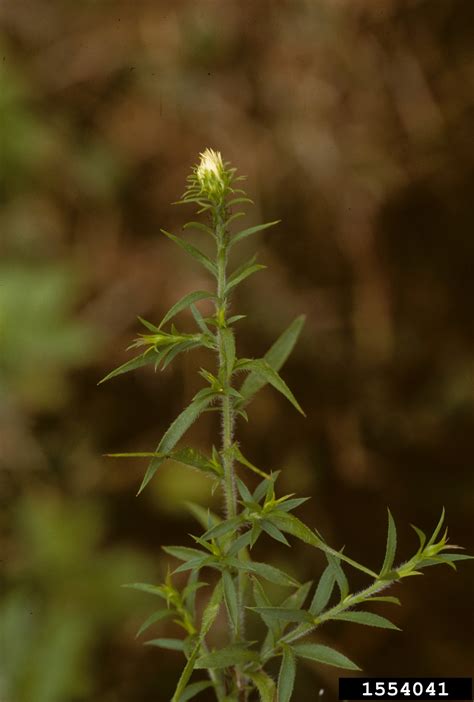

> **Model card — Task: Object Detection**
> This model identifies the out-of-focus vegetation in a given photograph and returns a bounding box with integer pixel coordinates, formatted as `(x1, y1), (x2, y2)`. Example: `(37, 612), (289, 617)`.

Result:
(0, 1), (472, 700)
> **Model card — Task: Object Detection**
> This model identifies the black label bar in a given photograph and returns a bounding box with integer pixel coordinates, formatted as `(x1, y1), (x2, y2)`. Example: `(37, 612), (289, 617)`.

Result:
(339, 678), (472, 701)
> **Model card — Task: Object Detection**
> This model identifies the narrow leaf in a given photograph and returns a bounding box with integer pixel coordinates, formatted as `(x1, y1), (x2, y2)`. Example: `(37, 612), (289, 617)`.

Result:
(195, 645), (259, 669)
(178, 681), (213, 702)
(171, 641), (201, 702)
(331, 610), (400, 630)
(223, 571), (239, 632)
(98, 350), (158, 384)
(239, 315), (305, 405)
(309, 565), (336, 615)
(161, 229), (217, 276)
(251, 607), (313, 624)
(247, 669), (276, 702)
(159, 291), (215, 330)
(145, 638), (185, 651)
(238, 359), (305, 416)
(260, 520), (290, 546)
(200, 580), (224, 637)
(230, 220), (280, 248)
(278, 646), (296, 702)
(138, 394), (213, 494)
(163, 546), (208, 562)
(293, 643), (360, 671)
(225, 259), (266, 294)
(233, 559), (298, 587)
(136, 609), (172, 638)
(380, 509), (397, 576)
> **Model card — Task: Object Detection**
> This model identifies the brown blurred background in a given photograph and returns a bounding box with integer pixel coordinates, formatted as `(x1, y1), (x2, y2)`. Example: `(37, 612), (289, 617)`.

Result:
(1, 1), (473, 700)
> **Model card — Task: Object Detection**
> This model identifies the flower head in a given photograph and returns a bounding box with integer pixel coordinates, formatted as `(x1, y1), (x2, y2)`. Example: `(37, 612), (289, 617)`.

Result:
(196, 148), (226, 197)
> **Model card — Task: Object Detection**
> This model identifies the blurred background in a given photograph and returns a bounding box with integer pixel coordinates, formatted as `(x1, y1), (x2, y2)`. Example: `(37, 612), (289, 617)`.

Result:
(1, 0), (473, 700)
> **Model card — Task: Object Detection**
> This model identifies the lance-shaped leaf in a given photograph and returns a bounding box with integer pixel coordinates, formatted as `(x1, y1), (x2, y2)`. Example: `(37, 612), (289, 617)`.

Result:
(230, 220), (280, 248)
(231, 445), (271, 479)
(171, 641), (202, 702)
(178, 681), (213, 702)
(98, 349), (160, 384)
(239, 315), (305, 406)
(161, 229), (217, 276)
(247, 669), (276, 702)
(380, 509), (397, 576)
(237, 359), (305, 416)
(145, 638), (185, 651)
(185, 501), (221, 530)
(309, 564), (336, 615)
(278, 645), (296, 702)
(330, 610), (400, 630)
(163, 546), (209, 562)
(200, 579), (224, 639)
(109, 446), (222, 478)
(260, 519), (290, 546)
(220, 327), (236, 377)
(250, 607), (313, 625)
(292, 643), (360, 671)
(230, 558), (298, 587)
(138, 392), (214, 494)
(136, 609), (172, 638)
(326, 552), (349, 602)
(158, 290), (215, 330)
(222, 570), (239, 632)
(122, 582), (165, 598)
(225, 255), (266, 295)
(195, 645), (260, 669)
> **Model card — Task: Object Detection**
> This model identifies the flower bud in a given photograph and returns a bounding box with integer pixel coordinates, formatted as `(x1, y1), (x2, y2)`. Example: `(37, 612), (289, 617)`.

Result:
(196, 148), (226, 198)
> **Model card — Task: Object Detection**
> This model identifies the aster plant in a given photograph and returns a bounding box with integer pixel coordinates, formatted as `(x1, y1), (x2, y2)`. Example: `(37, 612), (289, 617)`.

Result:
(101, 149), (471, 702)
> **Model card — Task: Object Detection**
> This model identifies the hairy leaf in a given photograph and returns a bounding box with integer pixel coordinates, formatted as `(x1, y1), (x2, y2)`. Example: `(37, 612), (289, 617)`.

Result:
(292, 643), (360, 671)
(195, 645), (259, 669)
(247, 669), (276, 702)
(380, 509), (397, 576)
(230, 220), (281, 248)
(278, 645), (296, 702)
(331, 610), (400, 630)
(161, 230), (217, 276)
(223, 570), (239, 632)
(239, 316), (305, 405)
(159, 290), (215, 330)
(136, 609), (172, 638)
(138, 393), (214, 494)
(237, 359), (305, 416)
(145, 638), (185, 651)
(309, 565), (336, 615)
(250, 607), (313, 624)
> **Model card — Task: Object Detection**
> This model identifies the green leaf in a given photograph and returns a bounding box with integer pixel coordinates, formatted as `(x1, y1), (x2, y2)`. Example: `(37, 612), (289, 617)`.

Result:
(292, 643), (360, 671)
(200, 580), (224, 638)
(230, 220), (280, 248)
(247, 669), (276, 702)
(332, 611), (400, 630)
(260, 520), (290, 546)
(138, 393), (214, 494)
(281, 581), (313, 612)
(278, 645), (296, 702)
(366, 595), (401, 606)
(232, 445), (271, 479)
(326, 553), (349, 602)
(238, 359), (305, 416)
(178, 681), (213, 702)
(159, 290), (215, 330)
(136, 609), (172, 638)
(309, 564), (336, 615)
(223, 571), (239, 632)
(250, 607), (313, 624)
(427, 508), (445, 546)
(163, 546), (208, 562)
(195, 645), (259, 669)
(161, 229), (217, 276)
(98, 349), (159, 384)
(239, 315), (305, 406)
(122, 582), (165, 598)
(232, 559), (298, 587)
(411, 524), (427, 552)
(185, 501), (221, 530)
(380, 509), (397, 576)
(220, 327), (236, 376)
(171, 641), (201, 702)
(225, 257), (266, 295)
(161, 339), (203, 370)
(145, 638), (185, 651)
(202, 516), (243, 541)
(268, 512), (321, 548)
(182, 220), (214, 237)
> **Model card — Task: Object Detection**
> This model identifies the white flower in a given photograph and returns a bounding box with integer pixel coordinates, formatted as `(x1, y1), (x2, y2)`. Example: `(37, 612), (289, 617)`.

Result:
(196, 148), (225, 193)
